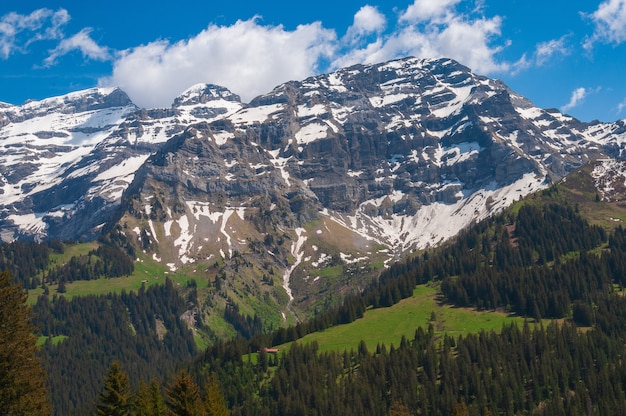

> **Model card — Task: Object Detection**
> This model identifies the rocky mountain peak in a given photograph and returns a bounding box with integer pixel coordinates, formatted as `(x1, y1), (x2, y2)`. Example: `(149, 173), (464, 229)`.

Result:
(172, 83), (241, 107)
(5, 56), (626, 316)
(1, 87), (136, 123)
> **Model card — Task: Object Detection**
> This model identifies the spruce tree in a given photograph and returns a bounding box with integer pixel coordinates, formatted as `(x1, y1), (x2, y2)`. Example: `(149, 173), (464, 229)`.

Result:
(95, 361), (133, 416)
(204, 375), (229, 416)
(166, 371), (204, 416)
(0, 270), (51, 415)
(135, 378), (166, 416)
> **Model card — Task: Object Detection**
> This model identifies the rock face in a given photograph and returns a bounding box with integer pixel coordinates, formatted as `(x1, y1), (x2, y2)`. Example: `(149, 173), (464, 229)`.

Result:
(2, 56), (626, 315)
(0, 86), (242, 241)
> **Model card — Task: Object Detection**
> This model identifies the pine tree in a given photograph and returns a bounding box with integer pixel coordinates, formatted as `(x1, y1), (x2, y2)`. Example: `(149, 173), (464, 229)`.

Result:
(135, 378), (166, 416)
(0, 270), (51, 415)
(166, 371), (204, 416)
(204, 375), (229, 416)
(95, 361), (133, 416)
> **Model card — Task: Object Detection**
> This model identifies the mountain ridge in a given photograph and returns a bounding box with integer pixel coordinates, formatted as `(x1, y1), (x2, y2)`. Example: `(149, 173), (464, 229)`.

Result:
(3, 56), (626, 317)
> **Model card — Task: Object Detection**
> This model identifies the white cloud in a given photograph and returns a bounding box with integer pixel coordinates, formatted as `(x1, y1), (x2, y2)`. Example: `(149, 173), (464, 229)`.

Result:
(334, 6), (508, 75)
(435, 15), (506, 73)
(0, 8), (69, 58)
(44, 28), (109, 66)
(617, 97), (626, 115)
(99, 18), (336, 108)
(561, 87), (587, 112)
(400, 0), (462, 23)
(535, 36), (570, 65)
(344, 6), (386, 43)
(98, 1), (530, 109)
(584, 0), (626, 49)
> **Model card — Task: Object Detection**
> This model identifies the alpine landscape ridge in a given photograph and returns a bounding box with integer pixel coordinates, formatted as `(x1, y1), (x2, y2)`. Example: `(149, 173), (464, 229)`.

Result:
(2, 56), (626, 318)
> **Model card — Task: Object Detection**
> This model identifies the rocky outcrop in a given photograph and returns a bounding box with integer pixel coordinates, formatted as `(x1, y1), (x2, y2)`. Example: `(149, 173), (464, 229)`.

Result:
(1, 56), (626, 250)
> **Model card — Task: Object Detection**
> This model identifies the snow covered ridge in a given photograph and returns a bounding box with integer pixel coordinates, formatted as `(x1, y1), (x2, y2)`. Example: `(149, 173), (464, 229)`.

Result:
(0, 55), (626, 248)
(0, 83), (243, 241)
(591, 159), (626, 202)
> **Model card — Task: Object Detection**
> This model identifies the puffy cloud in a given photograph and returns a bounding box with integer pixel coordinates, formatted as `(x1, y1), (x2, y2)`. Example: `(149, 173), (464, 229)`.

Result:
(99, 1), (527, 108)
(44, 28), (110, 66)
(435, 15), (506, 73)
(561, 87), (587, 112)
(99, 18), (336, 108)
(400, 0), (462, 23)
(334, 4), (507, 75)
(584, 0), (626, 48)
(344, 6), (387, 43)
(0, 8), (69, 58)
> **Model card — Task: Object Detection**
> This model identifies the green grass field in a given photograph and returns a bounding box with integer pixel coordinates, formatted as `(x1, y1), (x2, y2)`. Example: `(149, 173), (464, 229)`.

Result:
(278, 284), (531, 353)
(36, 335), (68, 347)
(27, 250), (203, 304)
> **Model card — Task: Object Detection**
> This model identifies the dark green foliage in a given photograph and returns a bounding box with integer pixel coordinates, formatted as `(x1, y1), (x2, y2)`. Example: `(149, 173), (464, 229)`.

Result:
(33, 279), (196, 416)
(186, 198), (626, 415)
(135, 379), (166, 416)
(95, 361), (133, 416)
(204, 375), (230, 416)
(0, 271), (52, 416)
(10, 182), (626, 415)
(196, 311), (626, 416)
(46, 238), (134, 286)
(438, 203), (611, 317)
(0, 240), (51, 289)
(166, 371), (204, 416)
(224, 300), (263, 340)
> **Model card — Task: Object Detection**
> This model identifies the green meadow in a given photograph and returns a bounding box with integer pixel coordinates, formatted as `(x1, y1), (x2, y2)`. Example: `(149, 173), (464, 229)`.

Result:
(27, 249), (204, 304)
(279, 284), (531, 353)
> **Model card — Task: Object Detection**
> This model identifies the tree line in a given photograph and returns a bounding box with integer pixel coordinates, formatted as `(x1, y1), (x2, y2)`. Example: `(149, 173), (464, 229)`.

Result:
(5, 186), (626, 414)
(33, 279), (197, 415)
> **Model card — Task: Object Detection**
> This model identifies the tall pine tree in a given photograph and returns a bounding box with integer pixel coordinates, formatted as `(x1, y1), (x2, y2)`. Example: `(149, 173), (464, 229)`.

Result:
(94, 361), (133, 416)
(136, 378), (167, 416)
(0, 270), (51, 415)
(166, 371), (204, 416)
(204, 375), (229, 416)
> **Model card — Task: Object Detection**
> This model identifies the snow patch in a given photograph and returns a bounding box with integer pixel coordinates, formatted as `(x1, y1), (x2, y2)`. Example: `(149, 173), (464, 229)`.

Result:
(231, 104), (283, 125)
(282, 228), (307, 309)
(295, 122), (328, 144)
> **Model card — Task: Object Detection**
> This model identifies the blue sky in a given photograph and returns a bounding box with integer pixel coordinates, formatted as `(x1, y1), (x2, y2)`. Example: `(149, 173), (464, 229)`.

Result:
(1, 1), (626, 122)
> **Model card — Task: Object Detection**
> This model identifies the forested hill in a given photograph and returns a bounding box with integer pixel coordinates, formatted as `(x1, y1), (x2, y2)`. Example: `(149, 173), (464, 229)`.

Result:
(179, 185), (626, 415)
(5, 173), (626, 414)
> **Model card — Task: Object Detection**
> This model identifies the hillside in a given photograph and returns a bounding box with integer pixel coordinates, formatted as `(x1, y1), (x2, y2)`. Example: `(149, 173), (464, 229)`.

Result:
(183, 166), (626, 415)
(3, 56), (626, 326)
(8, 161), (624, 414)
(4, 56), (626, 414)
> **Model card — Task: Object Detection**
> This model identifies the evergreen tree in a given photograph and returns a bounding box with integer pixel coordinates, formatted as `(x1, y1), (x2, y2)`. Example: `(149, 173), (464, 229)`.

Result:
(203, 376), (229, 416)
(135, 378), (166, 416)
(166, 371), (204, 416)
(95, 361), (133, 416)
(0, 270), (51, 415)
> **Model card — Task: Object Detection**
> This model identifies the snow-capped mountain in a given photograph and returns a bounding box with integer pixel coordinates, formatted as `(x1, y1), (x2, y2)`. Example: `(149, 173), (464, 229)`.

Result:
(2, 56), (626, 314)
(0, 85), (242, 241)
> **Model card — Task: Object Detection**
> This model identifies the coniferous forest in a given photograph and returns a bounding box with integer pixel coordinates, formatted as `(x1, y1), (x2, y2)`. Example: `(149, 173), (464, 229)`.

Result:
(4, 187), (626, 414)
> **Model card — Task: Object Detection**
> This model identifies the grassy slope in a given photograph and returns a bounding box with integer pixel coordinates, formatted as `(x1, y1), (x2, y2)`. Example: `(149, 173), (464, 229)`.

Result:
(27, 249), (198, 304)
(30, 163), (621, 352)
(273, 165), (620, 354)
(276, 284), (531, 353)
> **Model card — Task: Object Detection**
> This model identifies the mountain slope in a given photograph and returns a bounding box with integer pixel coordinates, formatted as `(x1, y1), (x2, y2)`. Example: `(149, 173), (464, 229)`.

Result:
(0, 85), (242, 241)
(108, 57), (626, 317)
(3, 56), (626, 318)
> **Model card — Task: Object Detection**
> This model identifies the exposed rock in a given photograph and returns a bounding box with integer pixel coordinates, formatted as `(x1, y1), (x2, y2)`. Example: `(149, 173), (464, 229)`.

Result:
(3, 56), (626, 315)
